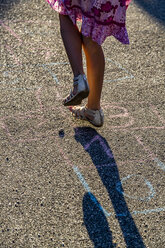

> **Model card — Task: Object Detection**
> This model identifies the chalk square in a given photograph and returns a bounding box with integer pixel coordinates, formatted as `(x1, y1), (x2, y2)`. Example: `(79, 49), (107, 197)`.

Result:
(104, 58), (134, 83)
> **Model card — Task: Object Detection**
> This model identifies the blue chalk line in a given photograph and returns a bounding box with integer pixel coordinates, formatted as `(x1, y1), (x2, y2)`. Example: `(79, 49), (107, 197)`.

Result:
(116, 174), (155, 201)
(73, 166), (165, 217)
(154, 158), (165, 171)
(73, 166), (111, 217)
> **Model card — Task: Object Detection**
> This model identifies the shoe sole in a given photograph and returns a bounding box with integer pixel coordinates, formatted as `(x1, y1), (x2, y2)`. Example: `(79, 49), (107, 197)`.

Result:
(89, 120), (104, 127)
(88, 117), (104, 127)
(63, 90), (89, 106)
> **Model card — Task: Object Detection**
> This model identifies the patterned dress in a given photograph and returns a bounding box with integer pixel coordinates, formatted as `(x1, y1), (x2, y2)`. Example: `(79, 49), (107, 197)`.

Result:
(46, 0), (132, 45)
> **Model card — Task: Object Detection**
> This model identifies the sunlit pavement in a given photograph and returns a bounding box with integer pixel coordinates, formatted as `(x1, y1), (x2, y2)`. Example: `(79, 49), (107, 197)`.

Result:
(0, 1), (165, 247)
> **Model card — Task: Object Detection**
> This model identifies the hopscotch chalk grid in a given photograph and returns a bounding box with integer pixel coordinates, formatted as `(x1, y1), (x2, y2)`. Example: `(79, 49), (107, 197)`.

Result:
(1, 19), (134, 86)
(55, 126), (165, 218)
(73, 166), (165, 217)
(0, 62), (68, 90)
(0, 58), (133, 91)
(0, 18), (164, 219)
(105, 58), (134, 84)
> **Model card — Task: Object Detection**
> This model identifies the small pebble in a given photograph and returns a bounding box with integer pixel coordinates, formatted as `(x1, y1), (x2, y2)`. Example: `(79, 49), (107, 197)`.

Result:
(59, 129), (65, 138)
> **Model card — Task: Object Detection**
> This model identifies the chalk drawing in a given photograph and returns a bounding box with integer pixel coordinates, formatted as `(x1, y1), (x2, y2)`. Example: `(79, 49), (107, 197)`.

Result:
(37, 62), (69, 84)
(104, 103), (164, 131)
(104, 104), (135, 129)
(0, 98), (164, 142)
(0, 85), (70, 142)
(1, 20), (57, 63)
(135, 135), (165, 172)
(0, 66), (164, 216)
(84, 134), (114, 159)
(73, 166), (111, 217)
(150, 105), (165, 124)
(35, 87), (44, 111)
(0, 20), (23, 64)
(1, 15), (164, 248)
(0, 62), (70, 90)
(23, 26), (54, 37)
(4, 45), (21, 65)
(122, 126), (165, 131)
(116, 174), (155, 201)
(0, 63), (41, 90)
(105, 58), (134, 83)
(154, 158), (165, 172)
(0, 79), (19, 85)
(0, 68), (21, 85)
(0, 87), (41, 91)
(0, 20), (22, 45)
(0, 60), (163, 137)
(0, 112), (51, 143)
(73, 166), (165, 217)
(27, 45), (55, 60)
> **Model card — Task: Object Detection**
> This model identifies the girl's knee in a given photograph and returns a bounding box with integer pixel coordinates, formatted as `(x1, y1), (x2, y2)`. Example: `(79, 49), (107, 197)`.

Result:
(82, 35), (100, 51)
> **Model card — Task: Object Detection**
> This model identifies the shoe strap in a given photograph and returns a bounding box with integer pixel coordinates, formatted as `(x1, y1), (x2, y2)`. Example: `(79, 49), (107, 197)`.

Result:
(73, 74), (86, 86)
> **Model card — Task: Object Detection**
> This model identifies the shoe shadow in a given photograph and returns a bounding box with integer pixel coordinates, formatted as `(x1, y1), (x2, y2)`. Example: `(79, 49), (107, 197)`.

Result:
(74, 127), (146, 248)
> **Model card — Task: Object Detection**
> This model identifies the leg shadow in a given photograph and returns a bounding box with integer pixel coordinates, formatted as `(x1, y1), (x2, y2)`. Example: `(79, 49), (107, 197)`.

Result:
(74, 127), (146, 248)
(83, 192), (113, 248)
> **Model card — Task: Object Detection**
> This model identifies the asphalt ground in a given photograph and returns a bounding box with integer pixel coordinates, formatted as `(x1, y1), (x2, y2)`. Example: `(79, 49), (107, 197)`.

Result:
(0, 0), (165, 247)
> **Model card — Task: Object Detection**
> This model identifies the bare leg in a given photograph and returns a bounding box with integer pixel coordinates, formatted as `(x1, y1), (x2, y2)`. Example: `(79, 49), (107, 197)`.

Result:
(59, 14), (84, 77)
(82, 36), (105, 110)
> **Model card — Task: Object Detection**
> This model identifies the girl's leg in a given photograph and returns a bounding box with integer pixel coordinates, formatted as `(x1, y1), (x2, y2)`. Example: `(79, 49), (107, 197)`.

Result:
(59, 14), (84, 77)
(82, 36), (105, 110)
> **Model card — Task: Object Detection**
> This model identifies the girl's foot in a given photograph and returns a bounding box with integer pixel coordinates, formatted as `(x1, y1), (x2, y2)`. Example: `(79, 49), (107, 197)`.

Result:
(69, 105), (104, 127)
(63, 74), (89, 106)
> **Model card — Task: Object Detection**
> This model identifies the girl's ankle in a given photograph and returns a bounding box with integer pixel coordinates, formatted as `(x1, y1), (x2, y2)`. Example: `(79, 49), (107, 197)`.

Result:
(86, 104), (101, 111)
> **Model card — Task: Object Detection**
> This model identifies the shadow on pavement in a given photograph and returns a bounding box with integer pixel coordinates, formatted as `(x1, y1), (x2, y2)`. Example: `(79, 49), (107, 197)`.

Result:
(74, 127), (146, 248)
(134, 0), (165, 25)
(0, 0), (21, 5)
(0, 0), (21, 19)
(83, 192), (113, 247)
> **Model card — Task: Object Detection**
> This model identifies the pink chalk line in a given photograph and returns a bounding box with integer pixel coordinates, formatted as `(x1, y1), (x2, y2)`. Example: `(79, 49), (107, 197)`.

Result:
(0, 106), (164, 144)
(121, 126), (164, 132)
(104, 105), (129, 118)
(55, 137), (116, 170)
(135, 135), (165, 171)
(35, 87), (44, 111)
(135, 135), (157, 161)
(0, 20), (22, 46)
(103, 104), (164, 130)
(84, 135), (114, 159)
(0, 121), (15, 143)
(150, 105), (165, 124)
(1, 19), (56, 61)
(5, 45), (21, 66)
(0, 85), (164, 144)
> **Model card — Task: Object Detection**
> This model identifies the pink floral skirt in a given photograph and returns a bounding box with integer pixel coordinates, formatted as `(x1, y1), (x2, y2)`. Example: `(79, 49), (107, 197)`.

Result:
(46, 0), (132, 45)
